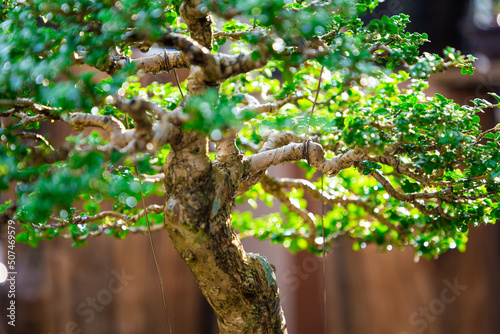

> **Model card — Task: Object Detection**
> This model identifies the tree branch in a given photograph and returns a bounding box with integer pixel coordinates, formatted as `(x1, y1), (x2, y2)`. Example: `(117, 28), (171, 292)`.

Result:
(180, 0), (214, 50)
(20, 205), (166, 242)
(261, 175), (318, 248)
(113, 96), (155, 152)
(259, 130), (302, 152)
(56, 222), (165, 241)
(18, 131), (54, 150)
(133, 50), (189, 74)
(239, 95), (302, 115)
(214, 28), (267, 41)
(142, 173), (165, 183)
(0, 99), (58, 126)
(272, 177), (394, 229)
(246, 141), (368, 176)
(370, 170), (452, 219)
(115, 50), (189, 75)
(65, 113), (134, 149)
(211, 49), (269, 82)
(158, 32), (214, 67)
(237, 131), (303, 195)
(63, 97), (181, 154)
(40, 205), (165, 238)
(75, 45), (189, 75)
(185, 48), (270, 92)
(28, 141), (76, 165)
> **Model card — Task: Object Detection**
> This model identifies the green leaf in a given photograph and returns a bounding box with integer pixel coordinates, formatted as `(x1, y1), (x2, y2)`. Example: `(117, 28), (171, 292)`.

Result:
(401, 180), (422, 193)
(461, 67), (474, 75)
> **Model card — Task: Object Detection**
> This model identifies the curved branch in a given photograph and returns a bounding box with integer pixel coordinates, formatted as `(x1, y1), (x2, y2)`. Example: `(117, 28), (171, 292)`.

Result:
(370, 171), (452, 219)
(237, 131), (303, 195)
(239, 95), (303, 115)
(372, 155), (440, 186)
(23, 205), (166, 241)
(474, 124), (500, 145)
(246, 141), (368, 176)
(56, 222), (165, 241)
(259, 130), (302, 152)
(0, 99), (55, 114)
(261, 175), (317, 247)
(45, 204), (165, 230)
(113, 97), (155, 152)
(214, 28), (267, 41)
(118, 50), (189, 74)
(63, 97), (181, 154)
(28, 141), (76, 165)
(272, 177), (394, 228)
(0, 99), (58, 125)
(18, 131), (54, 149)
(65, 113), (134, 149)
(135, 31), (268, 90)
(158, 32), (215, 66)
(128, 204), (164, 222)
(186, 48), (271, 91)
(212, 48), (270, 82)
(75, 47), (189, 75)
(133, 50), (188, 73)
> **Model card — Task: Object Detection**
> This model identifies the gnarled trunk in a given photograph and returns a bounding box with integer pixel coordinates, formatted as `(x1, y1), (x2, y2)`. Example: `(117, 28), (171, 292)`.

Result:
(163, 133), (287, 333)
(160, 2), (287, 331)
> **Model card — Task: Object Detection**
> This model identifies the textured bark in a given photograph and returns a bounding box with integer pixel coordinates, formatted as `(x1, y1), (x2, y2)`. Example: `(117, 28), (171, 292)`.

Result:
(163, 132), (287, 333)
(79, 49), (189, 75)
(179, 0), (214, 50)
(246, 141), (368, 177)
(131, 51), (188, 74)
(158, 3), (288, 330)
(162, 0), (290, 313)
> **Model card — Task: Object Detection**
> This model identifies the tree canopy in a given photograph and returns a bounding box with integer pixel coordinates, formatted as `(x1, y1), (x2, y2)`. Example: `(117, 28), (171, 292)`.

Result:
(3, 0), (500, 332)
(1, 0), (500, 263)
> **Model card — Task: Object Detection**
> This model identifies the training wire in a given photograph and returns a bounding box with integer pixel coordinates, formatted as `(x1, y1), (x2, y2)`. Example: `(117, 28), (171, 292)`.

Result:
(304, 64), (327, 334)
(321, 173), (327, 333)
(136, 163), (173, 334)
(164, 49), (184, 100)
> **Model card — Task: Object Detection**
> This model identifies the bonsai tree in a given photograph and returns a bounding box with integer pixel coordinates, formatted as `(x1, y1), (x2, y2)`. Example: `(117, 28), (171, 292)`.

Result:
(1, 0), (500, 332)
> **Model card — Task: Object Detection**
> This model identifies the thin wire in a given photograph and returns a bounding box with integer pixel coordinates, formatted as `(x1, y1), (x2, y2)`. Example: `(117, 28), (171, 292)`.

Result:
(135, 163), (173, 334)
(321, 174), (327, 334)
(172, 70), (184, 99)
(304, 65), (325, 139)
(164, 49), (184, 99)
(302, 64), (328, 333)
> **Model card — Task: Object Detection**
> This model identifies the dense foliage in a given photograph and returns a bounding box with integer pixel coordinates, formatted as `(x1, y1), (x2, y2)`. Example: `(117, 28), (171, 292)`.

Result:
(1, 0), (499, 261)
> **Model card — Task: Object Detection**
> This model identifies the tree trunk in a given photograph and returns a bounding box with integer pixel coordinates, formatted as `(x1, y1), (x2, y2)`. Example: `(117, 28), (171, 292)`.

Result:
(163, 133), (287, 333)
(159, 3), (287, 331)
